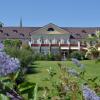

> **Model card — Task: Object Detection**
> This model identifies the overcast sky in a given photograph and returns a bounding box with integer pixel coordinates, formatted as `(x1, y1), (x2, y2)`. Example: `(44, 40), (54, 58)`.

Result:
(0, 0), (100, 27)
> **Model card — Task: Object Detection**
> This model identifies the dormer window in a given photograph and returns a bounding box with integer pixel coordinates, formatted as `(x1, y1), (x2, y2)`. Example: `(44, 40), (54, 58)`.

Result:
(82, 30), (86, 33)
(4, 33), (9, 36)
(0, 30), (3, 33)
(13, 30), (18, 33)
(47, 28), (54, 31)
(20, 33), (24, 37)
(70, 35), (75, 39)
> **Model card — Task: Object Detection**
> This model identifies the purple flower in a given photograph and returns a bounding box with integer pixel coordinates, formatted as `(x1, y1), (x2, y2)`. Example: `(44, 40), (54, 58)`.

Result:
(0, 45), (20, 76)
(82, 85), (100, 100)
(0, 43), (4, 51)
(72, 58), (84, 69)
(67, 68), (79, 77)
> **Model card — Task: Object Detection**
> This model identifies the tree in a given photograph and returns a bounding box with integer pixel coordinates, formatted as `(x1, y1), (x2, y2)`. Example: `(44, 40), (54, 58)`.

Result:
(3, 39), (22, 48)
(85, 46), (99, 59)
(85, 31), (100, 59)
(0, 21), (4, 27)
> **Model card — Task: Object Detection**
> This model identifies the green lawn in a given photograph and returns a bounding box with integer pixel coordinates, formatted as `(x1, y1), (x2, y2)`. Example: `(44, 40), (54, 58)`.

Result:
(26, 60), (100, 85)
(26, 60), (100, 99)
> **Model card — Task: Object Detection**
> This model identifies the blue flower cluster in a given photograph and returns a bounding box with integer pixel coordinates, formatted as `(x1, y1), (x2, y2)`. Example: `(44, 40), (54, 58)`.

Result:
(71, 58), (100, 99)
(0, 43), (20, 76)
(82, 85), (100, 100)
(72, 58), (84, 69)
(67, 68), (79, 77)
(0, 43), (4, 51)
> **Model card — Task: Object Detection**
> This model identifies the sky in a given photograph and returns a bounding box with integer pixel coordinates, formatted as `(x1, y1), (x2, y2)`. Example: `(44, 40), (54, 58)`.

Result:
(0, 0), (100, 27)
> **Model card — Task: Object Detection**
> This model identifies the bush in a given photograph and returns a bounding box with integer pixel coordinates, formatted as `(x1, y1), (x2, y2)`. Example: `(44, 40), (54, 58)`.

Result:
(71, 50), (86, 60)
(4, 47), (34, 68)
(34, 53), (62, 61)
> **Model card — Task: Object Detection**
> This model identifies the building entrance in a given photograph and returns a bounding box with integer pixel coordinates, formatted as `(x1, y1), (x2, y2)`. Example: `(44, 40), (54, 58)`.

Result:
(61, 50), (68, 61)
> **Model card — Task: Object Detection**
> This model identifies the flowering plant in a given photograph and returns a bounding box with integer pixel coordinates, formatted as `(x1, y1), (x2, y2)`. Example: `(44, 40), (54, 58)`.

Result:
(40, 58), (100, 100)
(0, 43), (37, 100)
(0, 52), (20, 76)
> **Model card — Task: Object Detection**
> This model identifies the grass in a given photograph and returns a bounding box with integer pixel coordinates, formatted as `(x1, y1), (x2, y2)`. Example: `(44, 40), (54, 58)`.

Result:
(26, 60), (100, 85)
(26, 60), (100, 99)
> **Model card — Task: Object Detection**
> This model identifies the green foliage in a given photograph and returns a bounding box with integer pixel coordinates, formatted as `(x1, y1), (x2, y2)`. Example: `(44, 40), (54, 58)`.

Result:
(0, 68), (37, 99)
(85, 46), (100, 59)
(3, 39), (22, 48)
(18, 82), (35, 94)
(27, 61), (100, 99)
(0, 94), (9, 100)
(0, 39), (37, 99)
(18, 48), (34, 68)
(34, 53), (61, 61)
(33, 84), (38, 100)
(5, 47), (34, 68)
(4, 39), (34, 69)
(85, 30), (100, 60)
(36, 61), (100, 99)
(71, 51), (86, 60)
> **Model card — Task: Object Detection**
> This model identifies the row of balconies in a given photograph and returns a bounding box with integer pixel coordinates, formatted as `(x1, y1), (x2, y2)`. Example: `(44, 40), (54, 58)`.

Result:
(31, 43), (86, 47)
(30, 41), (87, 50)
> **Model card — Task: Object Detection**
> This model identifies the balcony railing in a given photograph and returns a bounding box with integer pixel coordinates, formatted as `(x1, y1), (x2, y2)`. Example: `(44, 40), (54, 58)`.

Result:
(31, 43), (86, 47)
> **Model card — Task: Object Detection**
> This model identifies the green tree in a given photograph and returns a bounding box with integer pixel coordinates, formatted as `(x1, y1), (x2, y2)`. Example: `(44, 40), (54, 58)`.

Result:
(0, 21), (4, 27)
(85, 31), (100, 59)
(85, 46), (99, 59)
(3, 39), (22, 48)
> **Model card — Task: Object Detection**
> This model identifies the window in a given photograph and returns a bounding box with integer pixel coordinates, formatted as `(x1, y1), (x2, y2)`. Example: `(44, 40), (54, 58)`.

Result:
(13, 30), (18, 33)
(41, 47), (50, 55)
(60, 38), (64, 44)
(32, 40), (34, 44)
(76, 33), (80, 36)
(82, 30), (86, 33)
(37, 38), (41, 44)
(52, 38), (57, 44)
(44, 39), (49, 44)
(0, 30), (3, 33)
(51, 48), (59, 54)
(34, 40), (37, 44)
(20, 33), (24, 37)
(4, 33), (9, 36)
(47, 28), (54, 31)
(70, 35), (75, 39)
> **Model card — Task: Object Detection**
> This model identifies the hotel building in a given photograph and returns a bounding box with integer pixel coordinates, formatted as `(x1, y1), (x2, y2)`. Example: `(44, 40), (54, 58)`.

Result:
(0, 23), (100, 56)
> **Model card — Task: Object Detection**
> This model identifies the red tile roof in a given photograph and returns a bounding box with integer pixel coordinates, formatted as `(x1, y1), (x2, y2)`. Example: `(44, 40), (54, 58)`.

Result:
(0, 26), (99, 40)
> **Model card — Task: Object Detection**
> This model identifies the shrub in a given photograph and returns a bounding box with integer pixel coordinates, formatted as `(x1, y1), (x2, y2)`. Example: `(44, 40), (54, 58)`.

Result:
(71, 51), (86, 60)
(34, 53), (62, 61)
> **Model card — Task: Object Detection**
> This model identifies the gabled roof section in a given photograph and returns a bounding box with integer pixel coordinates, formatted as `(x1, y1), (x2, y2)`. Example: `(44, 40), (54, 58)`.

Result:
(31, 23), (69, 35)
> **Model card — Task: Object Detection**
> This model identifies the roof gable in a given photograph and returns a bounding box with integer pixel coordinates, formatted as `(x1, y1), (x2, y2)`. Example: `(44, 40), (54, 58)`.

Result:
(31, 23), (69, 35)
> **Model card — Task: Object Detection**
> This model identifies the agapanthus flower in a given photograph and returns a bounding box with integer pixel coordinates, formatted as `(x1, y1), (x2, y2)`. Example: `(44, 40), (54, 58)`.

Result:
(0, 44), (20, 76)
(72, 58), (84, 69)
(82, 85), (100, 100)
(67, 68), (79, 77)
(0, 43), (4, 51)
